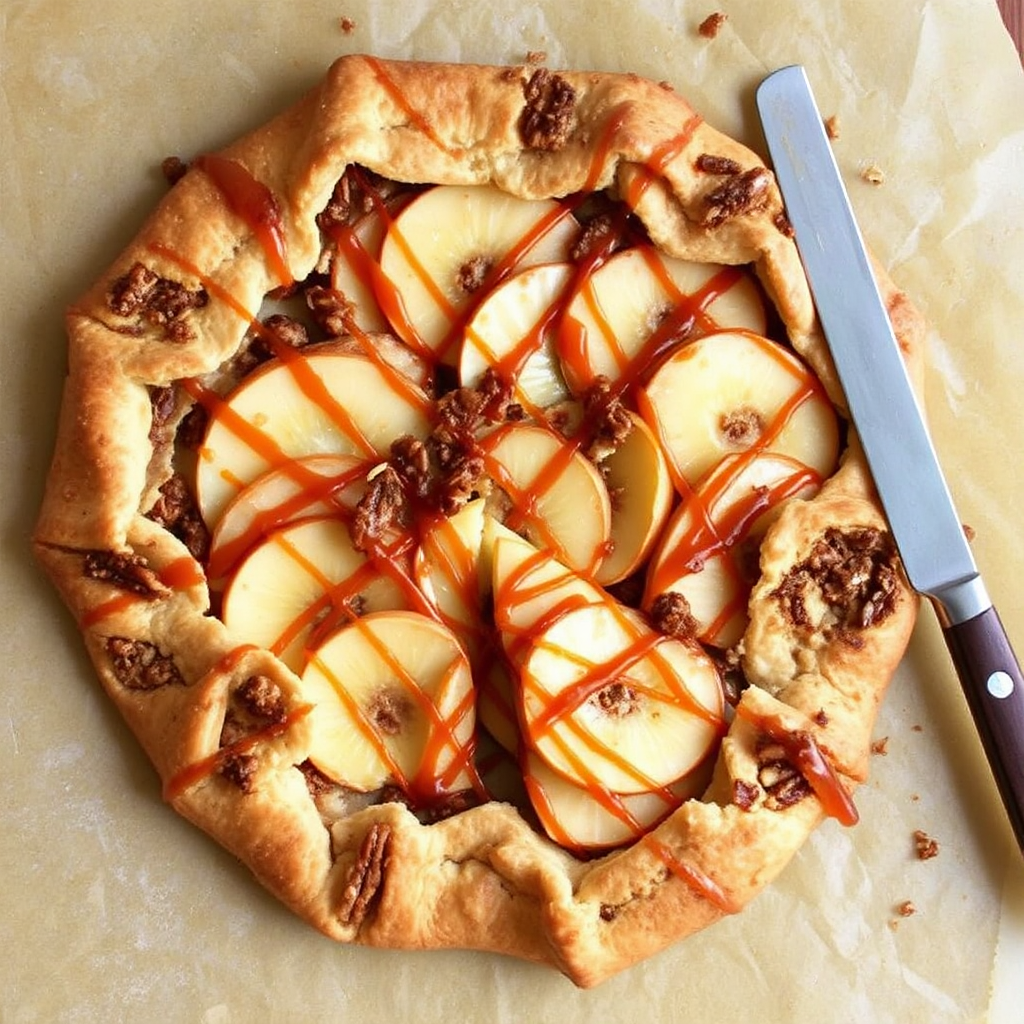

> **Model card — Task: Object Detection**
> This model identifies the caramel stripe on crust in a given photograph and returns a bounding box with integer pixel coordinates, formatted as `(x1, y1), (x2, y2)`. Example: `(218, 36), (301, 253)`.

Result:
(33, 55), (922, 986)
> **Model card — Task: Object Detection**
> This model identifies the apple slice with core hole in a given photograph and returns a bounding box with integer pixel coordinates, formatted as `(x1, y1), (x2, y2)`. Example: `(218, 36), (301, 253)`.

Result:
(644, 452), (823, 647)
(196, 342), (432, 530)
(479, 422), (612, 577)
(300, 611), (477, 799)
(593, 411), (674, 586)
(459, 261), (575, 415)
(377, 185), (579, 361)
(518, 602), (724, 794)
(207, 453), (371, 586)
(638, 329), (839, 490)
(221, 516), (412, 674)
(558, 245), (766, 394)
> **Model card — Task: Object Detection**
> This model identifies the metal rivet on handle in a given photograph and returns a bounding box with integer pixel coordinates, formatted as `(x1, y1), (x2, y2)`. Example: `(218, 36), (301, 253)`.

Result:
(987, 671), (1015, 699)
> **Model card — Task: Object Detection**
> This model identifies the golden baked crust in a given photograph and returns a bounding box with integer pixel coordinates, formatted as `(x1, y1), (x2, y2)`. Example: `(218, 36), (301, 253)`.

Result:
(33, 55), (922, 987)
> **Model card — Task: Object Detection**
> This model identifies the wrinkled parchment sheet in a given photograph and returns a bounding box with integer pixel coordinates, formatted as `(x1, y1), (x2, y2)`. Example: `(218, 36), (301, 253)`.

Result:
(2, 0), (1022, 1020)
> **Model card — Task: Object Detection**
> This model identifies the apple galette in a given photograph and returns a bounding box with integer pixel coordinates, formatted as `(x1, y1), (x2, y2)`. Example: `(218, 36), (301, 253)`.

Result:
(34, 56), (923, 986)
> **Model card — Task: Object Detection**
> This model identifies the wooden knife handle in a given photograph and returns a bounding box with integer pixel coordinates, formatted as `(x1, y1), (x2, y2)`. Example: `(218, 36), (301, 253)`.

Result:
(943, 605), (1024, 853)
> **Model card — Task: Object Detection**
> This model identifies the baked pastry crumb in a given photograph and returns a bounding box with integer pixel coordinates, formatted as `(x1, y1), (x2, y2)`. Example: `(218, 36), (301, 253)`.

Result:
(913, 829), (940, 860)
(698, 12), (728, 38)
(861, 163), (886, 185)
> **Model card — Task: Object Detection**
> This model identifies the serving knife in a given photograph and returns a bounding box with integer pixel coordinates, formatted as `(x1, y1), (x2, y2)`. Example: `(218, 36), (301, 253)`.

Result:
(756, 65), (1024, 854)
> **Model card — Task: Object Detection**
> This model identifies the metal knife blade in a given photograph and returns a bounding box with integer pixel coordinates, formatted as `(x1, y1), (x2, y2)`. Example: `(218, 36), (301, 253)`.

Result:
(756, 64), (1024, 853)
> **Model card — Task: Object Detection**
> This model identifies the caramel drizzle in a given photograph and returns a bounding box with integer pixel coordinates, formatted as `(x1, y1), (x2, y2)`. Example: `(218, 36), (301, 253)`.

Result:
(644, 458), (823, 644)
(641, 833), (741, 914)
(80, 557), (206, 629)
(207, 458), (371, 583)
(735, 702), (859, 827)
(164, 702), (314, 803)
(195, 154), (294, 289)
(364, 56), (459, 157)
(307, 620), (483, 803)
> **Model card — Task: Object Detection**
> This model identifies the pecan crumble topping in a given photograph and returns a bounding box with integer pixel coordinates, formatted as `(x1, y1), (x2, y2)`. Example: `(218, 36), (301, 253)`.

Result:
(519, 69), (576, 151)
(147, 473), (210, 562)
(108, 261), (208, 342)
(220, 753), (259, 793)
(105, 637), (185, 690)
(773, 527), (901, 637)
(84, 550), (165, 597)
(351, 465), (408, 551)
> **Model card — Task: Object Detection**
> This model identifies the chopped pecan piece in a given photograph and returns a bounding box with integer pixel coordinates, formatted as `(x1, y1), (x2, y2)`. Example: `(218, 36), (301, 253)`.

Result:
(105, 637), (185, 690)
(756, 738), (811, 811)
(570, 212), (618, 264)
(650, 591), (700, 643)
(476, 367), (517, 423)
(84, 550), (164, 597)
(435, 454), (485, 517)
(702, 167), (772, 228)
(351, 466), (407, 551)
(390, 435), (432, 498)
(147, 474), (210, 562)
(519, 68), (576, 151)
(148, 385), (178, 445)
(108, 262), (208, 342)
(306, 284), (353, 337)
(695, 153), (742, 176)
(338, 823), (391, 927)
(316, 167), (400, 231)
(733, 779), (759, 811)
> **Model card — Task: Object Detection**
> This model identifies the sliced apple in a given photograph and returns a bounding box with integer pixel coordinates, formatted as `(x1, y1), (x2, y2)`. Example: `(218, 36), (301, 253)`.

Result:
(377, 185), (579, 361)
(300, 611), (477, 798)
(558, 245), (766, 394)
(221, 516), (412, 674)
(475, 656), (521, 756)
(639, 329), (839, 490)
(488, 522), (605, 664)
(644, 452), (822, 648)
(459, 262), (575, 414)
(329, 208), (393, 335)
(413, 498), (489, 664)
(196, 342), (432, 530)
(593, 411), (674, 586)
(479, 423), (612, 577)
(523, 750), (708, 851)
(207, 453), (371, 585)
(518, 601), (723, 795)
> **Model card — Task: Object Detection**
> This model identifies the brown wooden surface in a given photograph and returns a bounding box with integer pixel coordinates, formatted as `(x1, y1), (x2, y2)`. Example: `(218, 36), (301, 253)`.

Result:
(998, 0), (1023, 55)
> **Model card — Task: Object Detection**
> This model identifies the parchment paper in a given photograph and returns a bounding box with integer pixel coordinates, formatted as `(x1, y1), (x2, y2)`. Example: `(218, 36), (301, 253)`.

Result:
(2, 1), (1023, 1020)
